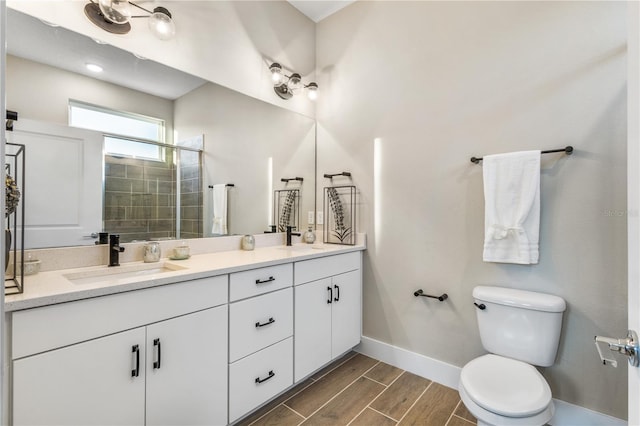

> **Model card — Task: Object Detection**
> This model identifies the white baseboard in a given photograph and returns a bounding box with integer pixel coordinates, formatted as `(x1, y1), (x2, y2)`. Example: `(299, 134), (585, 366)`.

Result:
(355, 335), (460, 389)
(355, 336), (626, 426)
(551, 399), (626, 426)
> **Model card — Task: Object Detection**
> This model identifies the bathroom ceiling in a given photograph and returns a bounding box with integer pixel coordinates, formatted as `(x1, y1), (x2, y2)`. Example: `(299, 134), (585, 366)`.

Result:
(287, 0), (355, 23)
(7, 8), (206, 100)
(7, 2), (355, 101)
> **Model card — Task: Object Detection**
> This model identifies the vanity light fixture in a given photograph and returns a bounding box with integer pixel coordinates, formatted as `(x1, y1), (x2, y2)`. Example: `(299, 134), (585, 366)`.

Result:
(84, 0), (176, 40)
(269, 63), (318, 101)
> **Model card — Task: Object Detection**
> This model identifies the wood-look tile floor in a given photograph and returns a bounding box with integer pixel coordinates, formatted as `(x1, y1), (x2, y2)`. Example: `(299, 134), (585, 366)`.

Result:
(236, 352), (477, 426)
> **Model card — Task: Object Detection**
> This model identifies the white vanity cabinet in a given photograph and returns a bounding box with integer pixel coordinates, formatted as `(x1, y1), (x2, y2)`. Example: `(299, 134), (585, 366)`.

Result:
(145, 307), (228, 426)
(293, 252), (362, 382)
(13, 327), (146, 425)
(7, 246), (365, 425)
(228, 264), (294, 423)
(11, 275), (228, 426)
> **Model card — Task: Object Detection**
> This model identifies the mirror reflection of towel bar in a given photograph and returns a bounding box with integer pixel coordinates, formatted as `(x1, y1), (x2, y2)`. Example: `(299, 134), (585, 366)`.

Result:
(324, 171), (351, 179)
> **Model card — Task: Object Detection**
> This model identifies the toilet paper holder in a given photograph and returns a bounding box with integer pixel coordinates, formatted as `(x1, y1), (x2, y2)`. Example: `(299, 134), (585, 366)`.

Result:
(594, 330), (639, 367)
(413, 289), (448, 302)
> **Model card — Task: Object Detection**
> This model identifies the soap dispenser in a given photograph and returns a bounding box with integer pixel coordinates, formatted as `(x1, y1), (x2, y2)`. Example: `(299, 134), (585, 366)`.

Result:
(303, 226), (316, 244)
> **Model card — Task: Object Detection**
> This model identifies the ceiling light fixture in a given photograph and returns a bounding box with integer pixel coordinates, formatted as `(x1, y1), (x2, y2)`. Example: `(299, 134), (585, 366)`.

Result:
(85, 63), (104, 73)
(269, 63), (318, 101)
(39, 19), (60, 28)
(84, 0), (176, 40)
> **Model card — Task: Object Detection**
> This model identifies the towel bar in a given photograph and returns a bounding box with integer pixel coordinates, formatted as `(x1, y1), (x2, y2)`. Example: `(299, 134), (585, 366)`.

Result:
(414, 289), (448, 302)
(470, 146), (573, 164)
(324, 172), (352, 179)
(208, 184), (234, 188)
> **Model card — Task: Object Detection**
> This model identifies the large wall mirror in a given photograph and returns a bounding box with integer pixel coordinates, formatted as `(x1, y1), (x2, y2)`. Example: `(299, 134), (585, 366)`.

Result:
(5, 8), (316, 249)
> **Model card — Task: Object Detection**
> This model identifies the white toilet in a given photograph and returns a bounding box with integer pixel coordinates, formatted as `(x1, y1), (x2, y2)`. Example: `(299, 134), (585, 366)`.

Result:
(459, 286), (566, 426)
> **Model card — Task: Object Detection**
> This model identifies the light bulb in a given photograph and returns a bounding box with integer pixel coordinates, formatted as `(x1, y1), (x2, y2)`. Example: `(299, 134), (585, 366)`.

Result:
(98, 0), (131, 24)
(306, 82), (318, 101)
(270, 63), (283, 86)
(288, 73), (302, 93)
(148, 7), (176, 40)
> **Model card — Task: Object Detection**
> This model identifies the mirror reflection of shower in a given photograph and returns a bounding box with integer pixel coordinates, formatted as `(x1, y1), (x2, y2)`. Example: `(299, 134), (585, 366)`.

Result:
(103, 137), (203, 243)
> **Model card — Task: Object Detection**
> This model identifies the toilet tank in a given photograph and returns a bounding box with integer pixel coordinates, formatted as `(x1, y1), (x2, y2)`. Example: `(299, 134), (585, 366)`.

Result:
(473, 286), (566, 367)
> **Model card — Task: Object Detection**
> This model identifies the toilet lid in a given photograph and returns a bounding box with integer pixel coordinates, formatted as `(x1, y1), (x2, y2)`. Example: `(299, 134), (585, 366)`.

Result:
(460, 354), (552, 417)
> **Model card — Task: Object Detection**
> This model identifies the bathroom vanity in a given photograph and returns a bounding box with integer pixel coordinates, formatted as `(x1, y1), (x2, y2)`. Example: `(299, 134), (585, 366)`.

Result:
(4, 240), (364, 425)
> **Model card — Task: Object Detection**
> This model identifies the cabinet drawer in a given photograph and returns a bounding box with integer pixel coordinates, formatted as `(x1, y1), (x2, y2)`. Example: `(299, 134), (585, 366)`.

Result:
(229, 288), (293, 362)
(294, 252), (361, 285)
(12, 275), (228, 359)
(229, 337), (293, 423)
(230, 263), (293, 301)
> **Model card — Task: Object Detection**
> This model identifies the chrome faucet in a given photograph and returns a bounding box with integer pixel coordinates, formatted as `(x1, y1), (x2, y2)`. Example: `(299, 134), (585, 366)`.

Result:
(286, 226), (301, 246)
(109, 234), (125, 267)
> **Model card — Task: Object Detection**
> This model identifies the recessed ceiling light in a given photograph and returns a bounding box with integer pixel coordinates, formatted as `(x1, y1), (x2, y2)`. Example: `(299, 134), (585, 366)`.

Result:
(86, 63), (103, 73)
(39, 19), (59, 27)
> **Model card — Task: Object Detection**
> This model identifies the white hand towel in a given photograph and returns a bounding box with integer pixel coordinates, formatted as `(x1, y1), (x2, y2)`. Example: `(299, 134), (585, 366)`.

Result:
(211, 184), (228, 235)
(483, 150), (541, 264)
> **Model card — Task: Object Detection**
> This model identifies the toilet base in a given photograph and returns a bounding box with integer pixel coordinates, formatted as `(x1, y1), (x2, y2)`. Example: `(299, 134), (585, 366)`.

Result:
(459, 383), (554, 426)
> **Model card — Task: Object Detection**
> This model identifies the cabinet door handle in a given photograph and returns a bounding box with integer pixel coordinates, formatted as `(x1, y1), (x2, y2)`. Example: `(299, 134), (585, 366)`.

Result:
(255, 276), (275, 284)
(153, 338), (162, 369)
(255, 370), (275, 384)
(334, 284), (340, 302)
(131, 344), (140, 378)
(327, 286), (333, 304)
(255, 317), (275, 328)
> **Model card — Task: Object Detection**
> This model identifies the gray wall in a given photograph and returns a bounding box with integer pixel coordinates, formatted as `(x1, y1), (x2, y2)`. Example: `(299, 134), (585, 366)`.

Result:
(316, 1), (628, 418)
(174, 82), (316, 236)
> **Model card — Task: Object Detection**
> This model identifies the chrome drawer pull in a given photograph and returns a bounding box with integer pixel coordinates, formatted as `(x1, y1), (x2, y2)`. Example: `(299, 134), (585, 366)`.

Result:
(255, 276), (275, 284)
(255, 370), (275, 384)
(255, 317), (275, 328)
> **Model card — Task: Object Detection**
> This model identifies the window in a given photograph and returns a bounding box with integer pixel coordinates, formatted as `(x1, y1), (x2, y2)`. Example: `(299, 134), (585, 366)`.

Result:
(69, 100), (165, 142)
(69, 100), (166, 161)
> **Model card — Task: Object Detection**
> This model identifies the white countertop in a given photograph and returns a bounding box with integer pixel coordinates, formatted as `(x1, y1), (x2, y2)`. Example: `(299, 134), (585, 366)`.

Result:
(5, 242), (365, 312)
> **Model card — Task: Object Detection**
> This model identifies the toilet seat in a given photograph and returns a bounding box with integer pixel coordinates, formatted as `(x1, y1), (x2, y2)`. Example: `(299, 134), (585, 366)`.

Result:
(459, 383), (554, 426)
(460, 354), (552, 418)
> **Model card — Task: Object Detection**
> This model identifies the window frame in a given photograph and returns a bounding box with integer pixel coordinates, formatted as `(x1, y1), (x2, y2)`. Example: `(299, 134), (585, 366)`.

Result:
(68, 99), (167, 144)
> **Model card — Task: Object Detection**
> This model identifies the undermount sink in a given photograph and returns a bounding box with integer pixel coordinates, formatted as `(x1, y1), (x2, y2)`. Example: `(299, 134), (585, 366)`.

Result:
(278, 244), (326, 252)
(64, 262), (187, 285)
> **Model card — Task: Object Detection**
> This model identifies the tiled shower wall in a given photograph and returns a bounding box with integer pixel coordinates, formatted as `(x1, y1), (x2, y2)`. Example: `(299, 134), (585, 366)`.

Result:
(104, 149), (203, 243)
(104, 153), (177, 243)
(179, 149), (203, 240)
